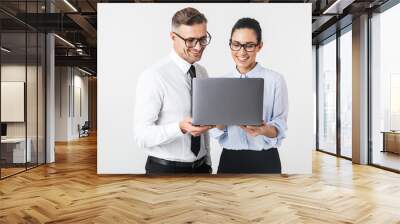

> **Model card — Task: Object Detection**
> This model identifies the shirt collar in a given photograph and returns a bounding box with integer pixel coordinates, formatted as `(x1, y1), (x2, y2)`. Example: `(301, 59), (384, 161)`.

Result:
(233, 62), (263, 78)
(170, 50), (192, 74)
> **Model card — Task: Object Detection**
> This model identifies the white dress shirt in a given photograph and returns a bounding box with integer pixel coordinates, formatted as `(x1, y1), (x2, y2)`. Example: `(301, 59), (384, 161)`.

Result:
(133, 50), (210, 163)
(209, 63), (288, 150)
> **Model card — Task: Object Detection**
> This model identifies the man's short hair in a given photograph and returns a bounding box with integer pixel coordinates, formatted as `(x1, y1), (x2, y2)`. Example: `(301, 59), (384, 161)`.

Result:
(172, 7), (207, 29)
(231, 18), (262, 43)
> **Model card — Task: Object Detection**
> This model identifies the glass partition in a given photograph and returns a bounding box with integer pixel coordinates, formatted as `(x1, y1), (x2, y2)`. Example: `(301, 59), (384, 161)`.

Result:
(0, 1), (46, 179)
(1, 31), (28, 178)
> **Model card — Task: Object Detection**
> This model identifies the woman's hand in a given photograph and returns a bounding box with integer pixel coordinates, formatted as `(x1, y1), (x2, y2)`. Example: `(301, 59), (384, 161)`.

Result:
(240, 122), (277, 138)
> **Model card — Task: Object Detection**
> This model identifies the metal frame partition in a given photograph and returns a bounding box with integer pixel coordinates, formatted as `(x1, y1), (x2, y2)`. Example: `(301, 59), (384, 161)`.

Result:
(0, 0), (47, 180)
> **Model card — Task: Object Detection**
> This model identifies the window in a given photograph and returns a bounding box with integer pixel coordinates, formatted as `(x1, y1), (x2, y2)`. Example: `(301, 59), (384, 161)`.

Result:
(370, 3), (400, 171)
(340, 29), (352, 158)
(318, 37), (337, 154)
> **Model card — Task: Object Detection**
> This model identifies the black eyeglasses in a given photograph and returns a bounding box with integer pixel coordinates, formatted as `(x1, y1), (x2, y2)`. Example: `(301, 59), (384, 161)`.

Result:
(229, 40), (258, 52)
(173, 31), (212, 48)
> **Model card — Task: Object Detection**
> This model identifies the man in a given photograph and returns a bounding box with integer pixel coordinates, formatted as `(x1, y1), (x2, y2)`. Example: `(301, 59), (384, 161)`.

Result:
(134, 7), (213, 174)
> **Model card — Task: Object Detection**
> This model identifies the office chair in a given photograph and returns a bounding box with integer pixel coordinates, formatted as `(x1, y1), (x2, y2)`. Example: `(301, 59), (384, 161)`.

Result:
(79, 121), (90, 138)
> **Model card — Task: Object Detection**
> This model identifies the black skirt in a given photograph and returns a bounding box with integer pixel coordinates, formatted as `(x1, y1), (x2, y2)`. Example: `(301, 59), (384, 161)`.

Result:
(217, 148), (282, 174)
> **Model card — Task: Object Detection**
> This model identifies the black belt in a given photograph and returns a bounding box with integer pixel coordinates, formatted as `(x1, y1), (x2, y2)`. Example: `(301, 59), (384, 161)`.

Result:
(148, 156), (206, 168)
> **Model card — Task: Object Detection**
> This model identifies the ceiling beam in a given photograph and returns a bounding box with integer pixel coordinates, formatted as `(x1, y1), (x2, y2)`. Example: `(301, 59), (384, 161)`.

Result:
(55, 55), (96, 70)
(322, 0), (356, 14)
(67, 13), (97, 38)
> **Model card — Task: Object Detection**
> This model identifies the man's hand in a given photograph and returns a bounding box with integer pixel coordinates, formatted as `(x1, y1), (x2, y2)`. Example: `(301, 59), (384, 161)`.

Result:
(179, 117), (213, 137)
(240, 122), (278, 138)
(215, 125), (226, 130)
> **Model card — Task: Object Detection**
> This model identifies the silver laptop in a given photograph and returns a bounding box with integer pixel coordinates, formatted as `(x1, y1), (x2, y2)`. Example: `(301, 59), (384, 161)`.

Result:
(192, 78), (264, 125)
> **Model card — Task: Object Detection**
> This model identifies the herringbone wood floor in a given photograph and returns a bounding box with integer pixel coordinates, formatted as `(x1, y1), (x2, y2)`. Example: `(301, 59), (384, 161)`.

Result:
(1, 134), (400, 224)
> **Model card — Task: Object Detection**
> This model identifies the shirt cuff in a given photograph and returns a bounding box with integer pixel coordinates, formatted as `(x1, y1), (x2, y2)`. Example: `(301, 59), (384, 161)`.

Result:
(209, 127), (225, 138)
(263, 135), (278, 146)
(267, 121), (286, 139)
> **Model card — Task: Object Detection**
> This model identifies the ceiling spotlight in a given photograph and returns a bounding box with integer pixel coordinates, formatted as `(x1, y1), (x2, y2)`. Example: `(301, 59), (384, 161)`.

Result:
(322, 0), (355, 15)
(78, 67), (93, 76)
(63, 0), (78, 12)
(1, 47), (11, 53)
(54, 34), (75, 48)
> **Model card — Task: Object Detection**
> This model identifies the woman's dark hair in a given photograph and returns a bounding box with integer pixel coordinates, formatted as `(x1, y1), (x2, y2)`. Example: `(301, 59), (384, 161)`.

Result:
(230, 18), (262, 43)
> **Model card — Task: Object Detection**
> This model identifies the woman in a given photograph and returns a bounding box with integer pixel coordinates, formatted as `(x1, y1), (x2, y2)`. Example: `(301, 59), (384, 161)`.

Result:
(209, 18), (288, 174)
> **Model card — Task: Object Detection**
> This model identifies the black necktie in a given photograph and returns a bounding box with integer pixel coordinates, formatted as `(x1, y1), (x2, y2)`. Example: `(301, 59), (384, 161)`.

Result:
(188, 65), (201, 157)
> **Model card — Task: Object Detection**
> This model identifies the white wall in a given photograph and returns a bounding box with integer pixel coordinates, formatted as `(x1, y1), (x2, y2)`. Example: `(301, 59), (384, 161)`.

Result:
(1, 65), (27, 140)
(55, 67), (89, 141)
(76, 72), (90, 137)
(1, 65), (40, 138)
(55, 67), (69, 141)
(98, 3), (313, 174)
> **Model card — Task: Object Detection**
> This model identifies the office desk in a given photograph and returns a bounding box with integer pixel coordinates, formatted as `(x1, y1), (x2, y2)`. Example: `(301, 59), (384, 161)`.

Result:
(382, 131), (400, 154)
(1, 138), (32, 164)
